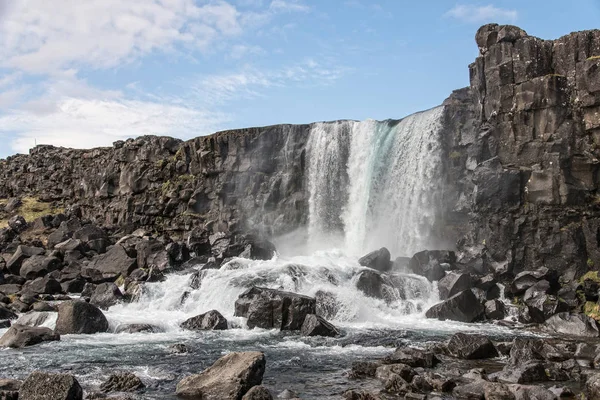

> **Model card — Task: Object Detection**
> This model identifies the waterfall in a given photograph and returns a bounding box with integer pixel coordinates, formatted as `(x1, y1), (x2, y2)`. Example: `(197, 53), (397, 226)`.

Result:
(307, 107), (444, 257)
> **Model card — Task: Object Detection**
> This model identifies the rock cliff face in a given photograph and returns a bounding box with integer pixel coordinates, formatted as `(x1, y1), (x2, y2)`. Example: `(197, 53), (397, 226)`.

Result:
(442, 24), (600, 280)
(2, 24), (600, 280)
(0, 125), (309, 238)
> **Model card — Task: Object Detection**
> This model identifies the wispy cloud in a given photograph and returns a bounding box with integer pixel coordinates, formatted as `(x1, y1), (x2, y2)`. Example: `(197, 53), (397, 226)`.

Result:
(269, 0), (310, 13)
(444, 4), (518, 23)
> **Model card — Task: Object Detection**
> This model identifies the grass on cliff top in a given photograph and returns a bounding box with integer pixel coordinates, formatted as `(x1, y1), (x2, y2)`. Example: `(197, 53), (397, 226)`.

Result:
(0, 197), (64, 228)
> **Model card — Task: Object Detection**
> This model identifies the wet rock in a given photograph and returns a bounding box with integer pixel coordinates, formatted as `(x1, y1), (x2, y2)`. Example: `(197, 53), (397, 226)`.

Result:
(425, 289), (484, 323)
(492, 363), (548, 384)
(315, 290), (340, 320)
(6, 245), (45, 275)
(0, 304), (17, 320)
(300, 314), (339, 337)
(169, 343), (189, 354)
(234, 287), (316, 330)
(384, 347), (439, 368)
(375, 363), (416, 383)
(355, 270), (387, 299)
(0, 378), (20, 400)
(349, 361), (380, 379)
(181, 310), (228, 331)
(19, 371), (83, 400)
(422, 372), (456, 393)
(0, 324), (60, 348)
(508, 339), (545, 365)
(115, 324), (162, 334)
(32, 301), (55, 312)
(358, 247), (391, 272)
(485, 299), (506, 320)
(15, 311), (55, 327)
(408, 250), (455, 282)
(447, 333), (499, 359)
(100, 372), (144, 393)
(242, 385), (273, 400)
(0, 320), (10, 328)
(54, 300), (109, 334)
(437, 272), (473, 300)
(545, 312), (600, 337)
(90, 282), (123, 309)
(175, 351), (266, 400)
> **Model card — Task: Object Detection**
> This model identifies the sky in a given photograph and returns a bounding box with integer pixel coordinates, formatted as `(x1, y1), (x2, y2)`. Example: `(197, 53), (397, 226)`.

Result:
(0, 0), (599, 158)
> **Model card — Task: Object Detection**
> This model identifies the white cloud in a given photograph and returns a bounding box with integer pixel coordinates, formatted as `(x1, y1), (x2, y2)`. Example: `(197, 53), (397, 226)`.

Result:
(444, 4), (518, 23)
(0, 0), (242, 73)
(229, 44), (265, 59)
(270, 0), (310, 13)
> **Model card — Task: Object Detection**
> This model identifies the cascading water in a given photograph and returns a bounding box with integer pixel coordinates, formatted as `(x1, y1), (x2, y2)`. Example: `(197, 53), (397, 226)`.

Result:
(307, 107), (444, 257)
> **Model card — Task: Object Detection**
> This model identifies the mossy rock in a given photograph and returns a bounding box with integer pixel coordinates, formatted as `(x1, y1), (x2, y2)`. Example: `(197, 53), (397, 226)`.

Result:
(579, 271), (600, 284)
(584, 301), (600, 321)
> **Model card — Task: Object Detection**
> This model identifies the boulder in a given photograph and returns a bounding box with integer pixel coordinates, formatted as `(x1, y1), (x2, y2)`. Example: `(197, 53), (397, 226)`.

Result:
(234, 287), (315, 330)
(227, 234), (277, 261)
(0, 324), (60, 348)
(485, 299), (506, 320)
(175, 351), (266, 400)
(6, 246), (45, 275)
(358, 247), (392, 272)
(54, 300), (109, 334)
(90, 282), (123, 309)
(437, 272), (472, 300)
(15, 311), (56, 327)
(22, 276), (62, 296)
(115, 323), (163, 334)
(349, 361), (380, 379)
(425, 290), (485, 323)
(315, 290), (340, 320)
(587, 373), (600, 400)
(384, 347), (438, 368)
(88, 245), (137, 277)
(136, 239), (170, 271)
(545, 313), (600, 337)
(375, 364), (416, 383)
(242, 385), (273, 400)
(20, 255), (61, 280)
(355, 270), (394, 300)
(181, 310), (228, 331)
(19, 371), (83, 400)
(0, 284), (22, 295)
(72, 225), (107, 244)
(447, 333), (499, 359)
(492, 363), (548, 384)
(0, 304), (17, 320)
(300, 314), (340, 337)
(511, 268), (558, 295)
(99, 372), (145, 393)
(408, 250), (454, 281)
(508, 385), (556, 400)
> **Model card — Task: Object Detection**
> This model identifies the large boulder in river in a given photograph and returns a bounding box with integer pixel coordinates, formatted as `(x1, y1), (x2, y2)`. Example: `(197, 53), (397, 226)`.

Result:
(175, 351), (266, 400)
(0, 324), (60, 348)
(447, 333), (498, 359)
(425, 289), (484, 323)
(545, 312), (600, 337)
(90, 282), (123, 309)
(234, 287), (315, 330)
(300, 314), (340, 337)
(19, 371), (83, 400)
(358, 248), (391, 272)
(54, 301), (109, 334)
(437, 272), (472, 300)
(181, 310), (228, 331)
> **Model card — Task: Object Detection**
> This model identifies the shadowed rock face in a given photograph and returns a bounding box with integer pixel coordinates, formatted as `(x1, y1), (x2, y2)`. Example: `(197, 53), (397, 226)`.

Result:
(2, 24), (600, 283)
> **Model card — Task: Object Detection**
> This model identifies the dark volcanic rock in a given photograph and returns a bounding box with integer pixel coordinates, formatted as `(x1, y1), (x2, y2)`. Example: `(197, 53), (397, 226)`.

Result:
(88, 245), (137, 278)
(358, 247), (391, 272)
(234, 287), (315, 330)
(437, 272), (472, 300)
(90, 282), (123, 309)
(0, 378), (20, 400)
(6, 245), (45, 275)
(181, 310), (228, 331)
(0, 324), (60, 348)
(54, 300), (109, 334)
(19, 371), (83, 400)
(19, 255), (61, 280)
(447, 333), (498, 359)
(384, 347), (438, 368)
(115, 323), (162, 334)
(100, 372), (144, 393)
(408, 250), (455, 281)
(545, 312), (600, 337)
(484, 299), (506, 320)
(425, 289), (484, 323)
(22, 276), (63, 296)
(175, 351), (265, 400)
(349, 361), (380, 379)
(300, 314), (340, 337)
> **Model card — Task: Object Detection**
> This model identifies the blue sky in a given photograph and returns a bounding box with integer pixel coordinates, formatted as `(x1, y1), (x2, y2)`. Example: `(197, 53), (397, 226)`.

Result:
(0, 0), (599, 158)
